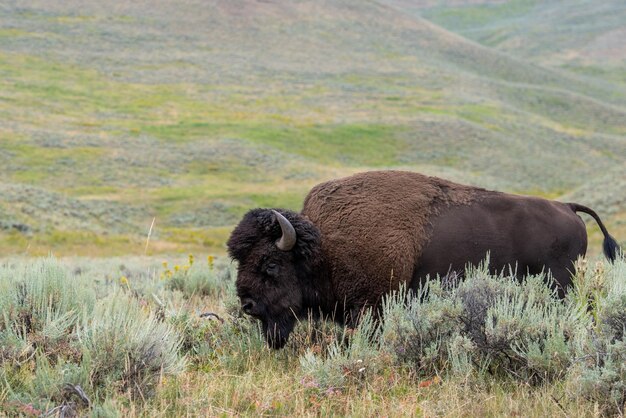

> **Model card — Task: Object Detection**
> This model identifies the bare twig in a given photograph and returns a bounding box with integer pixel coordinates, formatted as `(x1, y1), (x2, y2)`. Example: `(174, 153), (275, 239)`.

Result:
(63, 384), (90, 407)
(199, 312), (224, 323)
(551, 394), (567, 416)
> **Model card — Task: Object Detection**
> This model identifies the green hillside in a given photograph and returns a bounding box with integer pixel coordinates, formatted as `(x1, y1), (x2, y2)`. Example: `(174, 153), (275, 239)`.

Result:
(0, 0), (624, 256)
(386, 0), (626, 86)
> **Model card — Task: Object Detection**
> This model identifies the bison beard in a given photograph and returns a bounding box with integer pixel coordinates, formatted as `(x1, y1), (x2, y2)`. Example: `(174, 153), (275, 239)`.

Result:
(262, 315), (297, 349)
(227, 171), (621, 349)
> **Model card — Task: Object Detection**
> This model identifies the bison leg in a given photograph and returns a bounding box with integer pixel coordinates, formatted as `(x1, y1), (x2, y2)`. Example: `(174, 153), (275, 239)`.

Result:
(545, 263), (576, 299)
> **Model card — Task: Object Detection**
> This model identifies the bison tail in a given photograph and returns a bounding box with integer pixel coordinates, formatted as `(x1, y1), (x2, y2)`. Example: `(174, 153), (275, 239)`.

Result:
(568, 203), (621, 262)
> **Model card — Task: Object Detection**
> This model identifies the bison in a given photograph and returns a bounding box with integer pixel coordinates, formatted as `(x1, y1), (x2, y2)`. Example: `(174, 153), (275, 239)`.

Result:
(227, 171), (620, 348)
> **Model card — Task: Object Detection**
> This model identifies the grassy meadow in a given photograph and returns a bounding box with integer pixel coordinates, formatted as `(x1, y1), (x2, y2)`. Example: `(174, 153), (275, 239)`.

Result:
(0, 0), (624, 257)
(0, 0), (625, 416)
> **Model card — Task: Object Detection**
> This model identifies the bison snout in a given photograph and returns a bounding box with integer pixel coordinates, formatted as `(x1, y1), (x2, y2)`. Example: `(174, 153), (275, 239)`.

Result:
(241, 298), (256, 315)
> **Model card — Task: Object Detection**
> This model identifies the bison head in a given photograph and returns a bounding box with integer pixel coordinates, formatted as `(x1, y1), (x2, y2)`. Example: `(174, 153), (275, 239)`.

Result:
(227, 208), (322, 348)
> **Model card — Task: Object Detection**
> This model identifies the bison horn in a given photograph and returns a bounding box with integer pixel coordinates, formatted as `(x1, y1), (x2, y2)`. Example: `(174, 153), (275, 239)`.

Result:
(272, 210), (296, 251)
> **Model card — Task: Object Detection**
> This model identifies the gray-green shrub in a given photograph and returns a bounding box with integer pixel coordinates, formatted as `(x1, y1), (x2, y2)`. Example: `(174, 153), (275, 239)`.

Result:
(298, 260), (591, 392)
(78, 293), (185, 399)
(0, 258), (95, 364)
(168, 309), (220, 365)
(380, 281), (461, 375)
(299, 311), (388, 392)
(380, 260), (587, 382)
(0, 258), (186, 412)
(167, 261), (231, 298)
(567, 257), (626, 415)
(168, 282), (268, 373)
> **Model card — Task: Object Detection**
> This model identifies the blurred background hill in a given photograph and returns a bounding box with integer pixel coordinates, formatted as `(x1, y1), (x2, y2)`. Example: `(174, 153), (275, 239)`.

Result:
(0, 0), (624, 256)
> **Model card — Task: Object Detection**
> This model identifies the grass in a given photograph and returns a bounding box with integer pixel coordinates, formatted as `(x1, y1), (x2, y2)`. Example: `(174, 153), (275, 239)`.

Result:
(0, 230), (139, 257)
(145, 367), (590, 416)
(2, 256), (625, 416)
(423, 0), (538, 31)
(141, 122), (406, 166)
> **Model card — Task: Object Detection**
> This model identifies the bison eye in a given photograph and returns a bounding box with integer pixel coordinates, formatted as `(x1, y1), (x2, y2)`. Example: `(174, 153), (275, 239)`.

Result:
(266, 263), (279, 276)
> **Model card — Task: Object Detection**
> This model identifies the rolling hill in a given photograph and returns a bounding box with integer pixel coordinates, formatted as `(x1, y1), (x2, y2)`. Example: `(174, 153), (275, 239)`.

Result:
(383, 1), (626, 72)
(0, 0), (624, 256)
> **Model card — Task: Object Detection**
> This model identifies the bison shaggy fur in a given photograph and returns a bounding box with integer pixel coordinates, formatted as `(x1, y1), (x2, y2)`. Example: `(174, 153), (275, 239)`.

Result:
(227, 171), (620, 348)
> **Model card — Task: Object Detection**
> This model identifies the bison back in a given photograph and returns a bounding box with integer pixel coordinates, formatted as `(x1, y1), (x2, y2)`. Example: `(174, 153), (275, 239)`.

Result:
(302, 171), (485, 308)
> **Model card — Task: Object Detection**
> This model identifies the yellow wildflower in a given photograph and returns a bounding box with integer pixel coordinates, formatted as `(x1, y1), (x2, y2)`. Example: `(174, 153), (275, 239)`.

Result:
(188, 254), (194, 266)
(174, 265), (180, 272)
(120, 276), (129, 286)
(162, 261), (168, 269)
(208, 255), (214, 270)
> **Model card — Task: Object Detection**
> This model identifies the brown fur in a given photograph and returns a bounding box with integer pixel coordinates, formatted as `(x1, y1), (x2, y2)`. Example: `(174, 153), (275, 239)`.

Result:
(302, 171), (486, 312)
